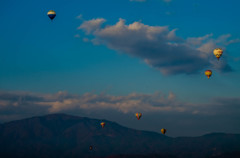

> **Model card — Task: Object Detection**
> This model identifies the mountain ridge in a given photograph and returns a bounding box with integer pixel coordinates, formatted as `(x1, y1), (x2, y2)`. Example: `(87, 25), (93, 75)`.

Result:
(0, 113), (239, 158)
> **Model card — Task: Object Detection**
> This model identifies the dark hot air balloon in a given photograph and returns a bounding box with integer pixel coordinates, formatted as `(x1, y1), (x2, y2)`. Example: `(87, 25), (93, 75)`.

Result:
(89, 146), (93, 150)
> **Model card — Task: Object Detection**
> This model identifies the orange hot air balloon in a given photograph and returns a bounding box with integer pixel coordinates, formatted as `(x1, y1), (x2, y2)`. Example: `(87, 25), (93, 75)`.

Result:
(161, 128), (166, 135)
(135, 112), (142, 120)
(213, 48), (223, 60)
(205, 70), (212, 79)
(100, 122), (105, 128)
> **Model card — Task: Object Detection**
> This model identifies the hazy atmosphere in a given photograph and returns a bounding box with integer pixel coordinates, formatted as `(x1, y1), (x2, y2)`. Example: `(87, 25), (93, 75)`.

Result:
(1, 0), (240, 137)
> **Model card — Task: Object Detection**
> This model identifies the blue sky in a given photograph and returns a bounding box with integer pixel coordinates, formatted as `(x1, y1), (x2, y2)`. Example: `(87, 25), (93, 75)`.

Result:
(0, 0), (240, 136)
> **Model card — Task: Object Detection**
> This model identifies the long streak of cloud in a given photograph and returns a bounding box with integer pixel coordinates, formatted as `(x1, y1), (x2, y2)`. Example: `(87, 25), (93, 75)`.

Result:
(1, 91), (240, 121)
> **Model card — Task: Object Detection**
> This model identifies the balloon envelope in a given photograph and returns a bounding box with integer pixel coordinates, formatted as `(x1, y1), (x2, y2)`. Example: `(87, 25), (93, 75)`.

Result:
(100, 122), (105, 128)
(89, 146), (93, 150)
(213, 48), (223, 60)
(47, 10), (56, 20)
(135, 113), (142, 120)
(161, 128), (166, 134)
(205, 70), (212, 79)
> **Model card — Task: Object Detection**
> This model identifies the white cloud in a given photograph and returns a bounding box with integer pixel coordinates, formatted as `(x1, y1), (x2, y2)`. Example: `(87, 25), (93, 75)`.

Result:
(187, 33), (213, 46)
(78, 18), (236, 75)
(1, 91), (239, 136)
(36, 91), (184, 113)
(77, 18), (106, 34)
(1, 91), (240, 116)
(0, 91), (187, 115)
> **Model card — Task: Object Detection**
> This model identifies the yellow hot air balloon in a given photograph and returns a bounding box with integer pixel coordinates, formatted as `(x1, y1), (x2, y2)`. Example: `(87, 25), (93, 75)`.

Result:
(213, 48), (223, 60)
(161, 128), (166, 134)
(100, 122), (105, 128)
(205, 70), (212, 79)
(135, 112), (142, 120)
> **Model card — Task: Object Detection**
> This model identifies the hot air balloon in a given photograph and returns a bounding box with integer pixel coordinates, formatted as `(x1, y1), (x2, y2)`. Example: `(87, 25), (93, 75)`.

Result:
(135, 112), (142, 120)
(205, 70), (212, 79)
(213, 48), (223, 60)
(47, 10), (56, 21)
(89, 146), (93, 150)
(100, 122), (105, 128)
(161, 128), (166, 135)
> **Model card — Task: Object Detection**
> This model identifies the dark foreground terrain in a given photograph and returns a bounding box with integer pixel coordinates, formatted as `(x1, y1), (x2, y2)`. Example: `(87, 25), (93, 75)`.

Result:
(0, 114), (239, 158)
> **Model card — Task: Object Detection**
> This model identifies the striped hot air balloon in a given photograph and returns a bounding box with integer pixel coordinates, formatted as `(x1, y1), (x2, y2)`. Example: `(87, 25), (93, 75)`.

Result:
(47, 10), (56, 21)
(135, 112), (142, 120)
(205, 70), (212, 79)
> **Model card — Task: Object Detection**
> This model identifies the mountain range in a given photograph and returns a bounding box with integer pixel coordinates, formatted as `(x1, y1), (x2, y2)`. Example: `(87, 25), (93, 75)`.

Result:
(0, 114), (239, 158)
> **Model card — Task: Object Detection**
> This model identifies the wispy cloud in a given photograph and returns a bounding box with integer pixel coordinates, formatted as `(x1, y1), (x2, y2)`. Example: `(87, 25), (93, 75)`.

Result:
(82, 37), (90, 42)
(76, 14), (83, 20)
(187, 33), (213, 46)
(74, 34), (80, 38)
(78, 18), (236, 75)
(0, 91), (184, 114)
(1, 91), (240, 120)
(78, 18), (106, 34)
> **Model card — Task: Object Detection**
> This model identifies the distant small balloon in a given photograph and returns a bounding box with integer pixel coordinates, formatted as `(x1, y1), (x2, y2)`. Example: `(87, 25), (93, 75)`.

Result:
(100, 122), (105, 128)
(47, 10), (56, 21)
(135, 112), (142, 120)
(89, 146), (93, 150)
(161, 128), (166, 135)
(213, 48), (223, 61)
(205, 70), (212, 79)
